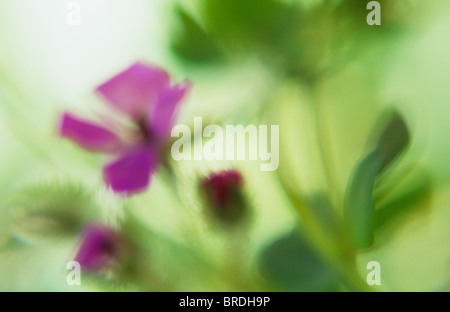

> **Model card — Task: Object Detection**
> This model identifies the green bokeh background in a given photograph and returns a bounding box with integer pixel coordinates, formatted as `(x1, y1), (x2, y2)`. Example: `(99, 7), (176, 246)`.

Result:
(0, 0), (449, 291)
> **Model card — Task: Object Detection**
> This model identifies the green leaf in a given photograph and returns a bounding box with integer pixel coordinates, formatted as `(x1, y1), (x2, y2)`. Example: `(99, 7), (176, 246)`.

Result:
(6, 182), (100, 244)
(375, 112), (410, 171)
(374, 170), (432, 230)
(344, 112), (410, 249)
(344, 150), (384, 248)
(259, 231), (339, 292)
(201, 0), (298, 53)
(171, 7), (222, 64)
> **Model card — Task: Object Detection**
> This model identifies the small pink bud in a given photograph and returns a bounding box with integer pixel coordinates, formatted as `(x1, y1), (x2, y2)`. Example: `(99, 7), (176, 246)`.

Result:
(74, 224), (123, 272)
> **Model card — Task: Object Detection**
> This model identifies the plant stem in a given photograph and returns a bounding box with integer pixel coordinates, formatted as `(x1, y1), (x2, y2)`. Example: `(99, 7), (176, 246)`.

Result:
(308, 83), (343, 207)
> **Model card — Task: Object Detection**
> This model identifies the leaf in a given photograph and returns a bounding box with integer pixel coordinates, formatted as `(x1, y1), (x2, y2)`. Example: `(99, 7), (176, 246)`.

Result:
(344, 112), (410, 249)
(7, 182), (100, 244)
(171, 7), (222, 64)
(374, 170), (432, 230)
(259, 231), (339, 292)
(344, 150), (384, 248)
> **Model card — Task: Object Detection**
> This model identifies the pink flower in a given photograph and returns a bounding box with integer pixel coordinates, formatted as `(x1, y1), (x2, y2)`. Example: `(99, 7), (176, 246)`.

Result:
(60, 62), (191, 194)
(74, 224), (122, 272)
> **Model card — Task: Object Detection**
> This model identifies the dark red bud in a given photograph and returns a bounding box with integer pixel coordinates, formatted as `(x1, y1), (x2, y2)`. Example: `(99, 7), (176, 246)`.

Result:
(201, 170), (247, 224)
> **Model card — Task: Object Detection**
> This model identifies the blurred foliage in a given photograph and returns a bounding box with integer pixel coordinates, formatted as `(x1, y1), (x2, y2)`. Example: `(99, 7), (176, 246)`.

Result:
(374, 169), (432, 230)
(171, 0), (407, 80)
(7, 182), (101, 245)
(171, 7), (222, 64)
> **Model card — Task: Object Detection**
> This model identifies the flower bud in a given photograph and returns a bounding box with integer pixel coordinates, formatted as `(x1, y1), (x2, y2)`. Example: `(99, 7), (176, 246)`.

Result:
(74, 224), (124, 272)
(200, 170), (247, 225)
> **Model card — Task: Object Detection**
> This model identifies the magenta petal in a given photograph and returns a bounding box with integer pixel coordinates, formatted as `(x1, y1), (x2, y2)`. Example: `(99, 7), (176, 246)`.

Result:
(149, 81), (191, 140)
(60, 113), (122, 152)
(75, 224), (118, 272)
(96, 62), (170, 117)
(103, 146), (158, 194)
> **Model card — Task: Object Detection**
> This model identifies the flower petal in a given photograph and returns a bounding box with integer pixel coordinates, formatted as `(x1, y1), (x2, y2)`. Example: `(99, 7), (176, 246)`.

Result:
(103, 146), (158, 194)
(60, 113), (122, 152)
(96, 62), (170, 117)
(149, 81), (191, 140)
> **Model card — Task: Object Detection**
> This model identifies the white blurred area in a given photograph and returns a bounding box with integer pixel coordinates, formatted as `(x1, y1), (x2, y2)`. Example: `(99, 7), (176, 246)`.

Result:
(0, 0), (170, 103)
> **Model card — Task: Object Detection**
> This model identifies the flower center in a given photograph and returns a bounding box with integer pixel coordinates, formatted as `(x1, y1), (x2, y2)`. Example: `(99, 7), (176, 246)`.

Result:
(136, 117), (153, 143)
